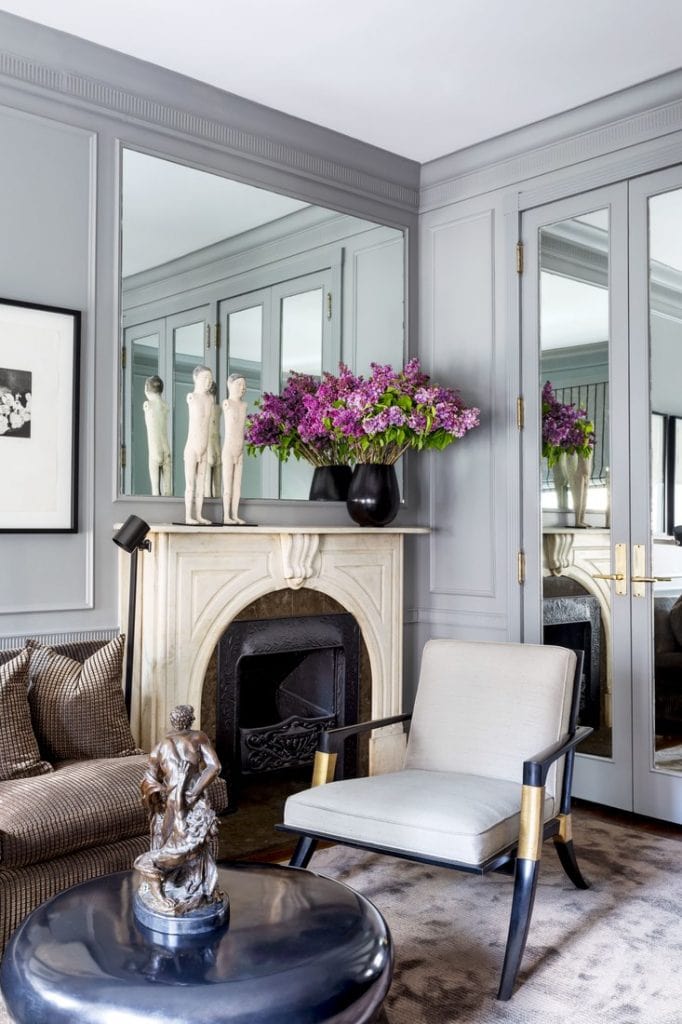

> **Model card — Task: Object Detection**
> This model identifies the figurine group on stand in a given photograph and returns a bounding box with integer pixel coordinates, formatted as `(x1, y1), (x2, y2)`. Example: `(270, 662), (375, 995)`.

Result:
(143, 366), (248, 526)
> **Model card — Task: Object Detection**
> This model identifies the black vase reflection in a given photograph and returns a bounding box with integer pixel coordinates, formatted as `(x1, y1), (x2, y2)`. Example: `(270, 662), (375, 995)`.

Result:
(309, 465), (353, 501)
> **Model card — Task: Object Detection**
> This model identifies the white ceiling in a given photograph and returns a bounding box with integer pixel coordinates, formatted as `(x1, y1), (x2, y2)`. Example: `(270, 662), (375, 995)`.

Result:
(3, 0), (682, 162)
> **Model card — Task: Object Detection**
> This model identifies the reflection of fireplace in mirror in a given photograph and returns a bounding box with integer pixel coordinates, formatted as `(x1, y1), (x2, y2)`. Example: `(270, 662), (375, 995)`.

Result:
(543, 576), (607, 755)
(215, 612), (360, 815)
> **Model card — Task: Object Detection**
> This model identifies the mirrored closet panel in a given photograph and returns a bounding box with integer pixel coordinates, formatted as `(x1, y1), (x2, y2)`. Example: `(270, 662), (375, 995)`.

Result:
(119, 149), (406, 501)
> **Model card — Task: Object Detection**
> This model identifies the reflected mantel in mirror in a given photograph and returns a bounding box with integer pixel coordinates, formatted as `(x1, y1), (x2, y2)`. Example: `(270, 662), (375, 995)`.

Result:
(119, 149), (406, 502)
(539, 208), (613, 761)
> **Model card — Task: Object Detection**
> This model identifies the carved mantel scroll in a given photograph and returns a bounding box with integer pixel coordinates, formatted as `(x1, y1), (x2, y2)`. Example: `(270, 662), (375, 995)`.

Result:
(119, 525), (427, 776)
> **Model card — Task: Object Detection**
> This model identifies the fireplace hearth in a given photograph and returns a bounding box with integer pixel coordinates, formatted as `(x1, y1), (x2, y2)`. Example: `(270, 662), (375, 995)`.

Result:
(216, 614), (360, 800)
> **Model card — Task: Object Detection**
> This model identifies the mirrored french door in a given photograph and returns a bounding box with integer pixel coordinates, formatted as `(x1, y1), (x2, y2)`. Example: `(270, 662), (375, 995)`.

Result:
(522, 172), (682, 823)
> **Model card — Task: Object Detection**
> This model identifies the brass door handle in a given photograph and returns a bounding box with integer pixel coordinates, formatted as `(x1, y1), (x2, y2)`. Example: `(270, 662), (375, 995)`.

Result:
(631, 575), (672, 583)
(590, 543), (627, 595)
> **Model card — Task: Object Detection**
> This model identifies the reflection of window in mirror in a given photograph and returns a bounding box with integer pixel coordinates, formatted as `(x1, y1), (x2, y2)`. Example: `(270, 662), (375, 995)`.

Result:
(119, 148), (406, 500)
(539, 210), (610, 529)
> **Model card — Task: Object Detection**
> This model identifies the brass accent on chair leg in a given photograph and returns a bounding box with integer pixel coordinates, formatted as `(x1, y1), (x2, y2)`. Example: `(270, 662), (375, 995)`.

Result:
(311, 751), (338, 787)
(517, 785), (545, 862)
(554, 812), (572, 844)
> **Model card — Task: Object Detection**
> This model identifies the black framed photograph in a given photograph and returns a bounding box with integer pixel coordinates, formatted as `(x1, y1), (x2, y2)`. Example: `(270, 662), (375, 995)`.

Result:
(0, 298), (80, 532)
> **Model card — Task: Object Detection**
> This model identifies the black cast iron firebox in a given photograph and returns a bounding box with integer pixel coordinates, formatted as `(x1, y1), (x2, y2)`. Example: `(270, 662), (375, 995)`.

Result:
(216, 614), (360, 798)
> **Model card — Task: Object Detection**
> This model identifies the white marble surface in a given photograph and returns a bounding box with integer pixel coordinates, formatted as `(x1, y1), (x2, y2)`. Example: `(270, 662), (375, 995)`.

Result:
(121, 525), (428, 772)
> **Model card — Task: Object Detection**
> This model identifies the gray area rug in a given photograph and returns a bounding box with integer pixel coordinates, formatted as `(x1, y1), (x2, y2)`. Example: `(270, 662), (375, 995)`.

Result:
(0, 808), (680, 1023)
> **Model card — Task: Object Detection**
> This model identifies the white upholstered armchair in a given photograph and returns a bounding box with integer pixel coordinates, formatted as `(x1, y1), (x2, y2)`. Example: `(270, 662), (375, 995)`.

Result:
(281, 639), (591, 1000)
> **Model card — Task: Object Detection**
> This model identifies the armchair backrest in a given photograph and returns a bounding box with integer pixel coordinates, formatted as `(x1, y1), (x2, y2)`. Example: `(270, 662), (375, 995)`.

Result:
(404, 640), (577, 800)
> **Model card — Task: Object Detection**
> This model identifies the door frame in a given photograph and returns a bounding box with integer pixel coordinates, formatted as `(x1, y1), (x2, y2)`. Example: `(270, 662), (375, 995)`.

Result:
(520, 183), (634, 811)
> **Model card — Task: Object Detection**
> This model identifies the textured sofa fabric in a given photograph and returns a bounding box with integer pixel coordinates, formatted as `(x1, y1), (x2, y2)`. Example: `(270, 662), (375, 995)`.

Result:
(0, 637), (229, 956)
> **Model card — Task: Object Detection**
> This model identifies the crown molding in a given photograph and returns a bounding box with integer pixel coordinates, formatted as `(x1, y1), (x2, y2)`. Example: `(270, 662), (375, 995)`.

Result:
(0, 42), (419, 214)
(420, 70), (682, 212)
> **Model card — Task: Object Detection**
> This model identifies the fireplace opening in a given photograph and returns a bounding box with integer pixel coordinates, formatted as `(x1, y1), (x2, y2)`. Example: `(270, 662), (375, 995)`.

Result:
(216, 613), (360, 809)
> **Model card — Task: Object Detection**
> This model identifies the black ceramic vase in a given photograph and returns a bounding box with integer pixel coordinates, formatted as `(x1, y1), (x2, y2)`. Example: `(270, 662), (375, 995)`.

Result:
(346, 464), (400, 527)
(309, 465), (353, 501)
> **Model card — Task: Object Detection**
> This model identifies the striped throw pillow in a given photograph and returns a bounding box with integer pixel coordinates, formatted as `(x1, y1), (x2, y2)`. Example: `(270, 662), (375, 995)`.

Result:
(0, 648), (52, 780)
(26, 636), (142, 762)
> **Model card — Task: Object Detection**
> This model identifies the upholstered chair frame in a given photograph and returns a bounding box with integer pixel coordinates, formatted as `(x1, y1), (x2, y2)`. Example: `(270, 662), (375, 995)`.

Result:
(280, 643), (591, 1001)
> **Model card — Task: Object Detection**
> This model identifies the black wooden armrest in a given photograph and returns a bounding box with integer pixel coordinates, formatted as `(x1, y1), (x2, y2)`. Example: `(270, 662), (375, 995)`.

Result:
(522, 725), (593, 787)
(318, 713), (412, 753)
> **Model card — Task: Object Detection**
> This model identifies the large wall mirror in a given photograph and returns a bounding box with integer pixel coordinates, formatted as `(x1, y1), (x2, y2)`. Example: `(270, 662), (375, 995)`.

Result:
(119, 149), (406, 500)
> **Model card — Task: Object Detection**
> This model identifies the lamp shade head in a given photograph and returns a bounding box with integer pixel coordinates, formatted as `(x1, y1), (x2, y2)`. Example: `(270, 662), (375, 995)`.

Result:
(113, 515), (151, 553)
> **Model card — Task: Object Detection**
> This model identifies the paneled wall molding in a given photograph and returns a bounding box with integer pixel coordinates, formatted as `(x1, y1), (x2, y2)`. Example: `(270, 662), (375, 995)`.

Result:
(420, 71), (682, 213)
(0, 46), (419, 213)
(412, 607), (509, 628)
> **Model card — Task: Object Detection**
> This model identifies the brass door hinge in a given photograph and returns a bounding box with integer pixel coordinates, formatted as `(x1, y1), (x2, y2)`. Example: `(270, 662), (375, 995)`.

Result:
(326, 292), (332, 320)
(517, 550), (526, 584)
(516, 396), (525, 430)
(205, 322), (211, 349)
(516, 242), (524, 274)
(121, 346), (127, 370)
(120, 443), (127, 469)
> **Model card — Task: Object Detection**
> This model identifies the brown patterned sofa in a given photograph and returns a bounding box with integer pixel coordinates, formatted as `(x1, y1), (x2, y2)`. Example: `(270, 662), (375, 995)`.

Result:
(0, 636), (228, 955)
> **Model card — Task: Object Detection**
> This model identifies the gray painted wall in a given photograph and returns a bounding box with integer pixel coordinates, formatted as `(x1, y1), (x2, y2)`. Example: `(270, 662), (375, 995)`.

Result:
(4, 9), (682, 703)
(0, 11), (418, 640)
(415, 63), (682, 676)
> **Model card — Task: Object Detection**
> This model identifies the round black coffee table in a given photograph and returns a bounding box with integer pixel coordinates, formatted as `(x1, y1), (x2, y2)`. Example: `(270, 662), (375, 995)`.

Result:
(0, 863), (392, 1023)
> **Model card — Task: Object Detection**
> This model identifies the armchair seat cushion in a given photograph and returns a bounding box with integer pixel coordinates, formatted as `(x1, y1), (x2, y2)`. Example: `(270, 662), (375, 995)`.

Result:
(284, 769), (556, 867)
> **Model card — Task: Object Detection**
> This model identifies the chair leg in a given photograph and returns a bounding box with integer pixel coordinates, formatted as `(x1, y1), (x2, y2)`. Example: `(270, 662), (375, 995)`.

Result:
(289, 835), (318, 868)
(554, 837), (590, 889)
(497, 857), (541, 1001)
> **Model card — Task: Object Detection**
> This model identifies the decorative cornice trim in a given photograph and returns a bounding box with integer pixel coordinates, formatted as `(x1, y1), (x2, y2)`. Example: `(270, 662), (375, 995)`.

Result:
(420, 79), (682, 212)
(0, 48), (419, 213)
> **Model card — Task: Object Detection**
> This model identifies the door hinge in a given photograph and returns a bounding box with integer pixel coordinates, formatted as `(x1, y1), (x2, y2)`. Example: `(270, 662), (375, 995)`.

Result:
(205, 322), (211, 349)
(121, 346), (127, 370)
(517, 551), (526, 584)
(326, 292), (332, 320)
(120, 443), (127, 469)
(516, 242), (524, 274)
(215, 323), (221, 349)
(516, 396), (525, 430)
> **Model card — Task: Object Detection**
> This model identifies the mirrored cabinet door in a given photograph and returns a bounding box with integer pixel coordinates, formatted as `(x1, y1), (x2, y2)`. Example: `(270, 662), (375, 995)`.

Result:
(523, 176), (682, 824)
(630, 168), (682, 823)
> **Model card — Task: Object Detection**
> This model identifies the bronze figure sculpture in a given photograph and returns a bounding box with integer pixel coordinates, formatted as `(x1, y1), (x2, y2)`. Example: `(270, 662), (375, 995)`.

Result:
(133, 704), (228, 933)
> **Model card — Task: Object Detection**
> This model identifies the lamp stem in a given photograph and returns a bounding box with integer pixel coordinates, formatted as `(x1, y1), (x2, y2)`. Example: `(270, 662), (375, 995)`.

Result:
(124, 546), (139, 717)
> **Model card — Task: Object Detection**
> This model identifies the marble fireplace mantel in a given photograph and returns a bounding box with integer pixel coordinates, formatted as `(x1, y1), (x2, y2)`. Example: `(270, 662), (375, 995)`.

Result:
(119, 524), (428, 775)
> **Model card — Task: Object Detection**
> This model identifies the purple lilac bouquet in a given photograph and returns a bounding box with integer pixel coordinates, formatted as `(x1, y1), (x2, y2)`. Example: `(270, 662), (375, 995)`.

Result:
(541, 381), (594, 467)
(245, 359), (480, 466)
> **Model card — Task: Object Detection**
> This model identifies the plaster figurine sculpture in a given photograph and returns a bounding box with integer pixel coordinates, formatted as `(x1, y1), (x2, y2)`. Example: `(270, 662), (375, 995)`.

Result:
(204, 380), (222, 499)
(566, 451), (593, 528)
(222, 373), (248, 525)
(133, 704), (228, 932)
(143, 375), (172, 497)
(184, 364), (215, 525)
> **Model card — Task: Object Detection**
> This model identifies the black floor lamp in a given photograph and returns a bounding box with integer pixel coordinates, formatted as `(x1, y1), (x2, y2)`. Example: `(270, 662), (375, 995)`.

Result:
(113, 515), (151, 716)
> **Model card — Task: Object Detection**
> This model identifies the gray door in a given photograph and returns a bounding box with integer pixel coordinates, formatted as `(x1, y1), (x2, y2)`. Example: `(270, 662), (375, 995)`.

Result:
(522, 177), (682, 823)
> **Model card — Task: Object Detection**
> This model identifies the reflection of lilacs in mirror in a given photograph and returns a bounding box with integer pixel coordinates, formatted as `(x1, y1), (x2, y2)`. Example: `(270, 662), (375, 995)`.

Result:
(0, 389), (31, 436)
(246, 359), (480, 467)
(541, 381), (594, 467)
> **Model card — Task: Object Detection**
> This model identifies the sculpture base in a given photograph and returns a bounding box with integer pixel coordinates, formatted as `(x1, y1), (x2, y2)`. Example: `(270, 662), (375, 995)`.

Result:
(133, 890), (229, 936)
